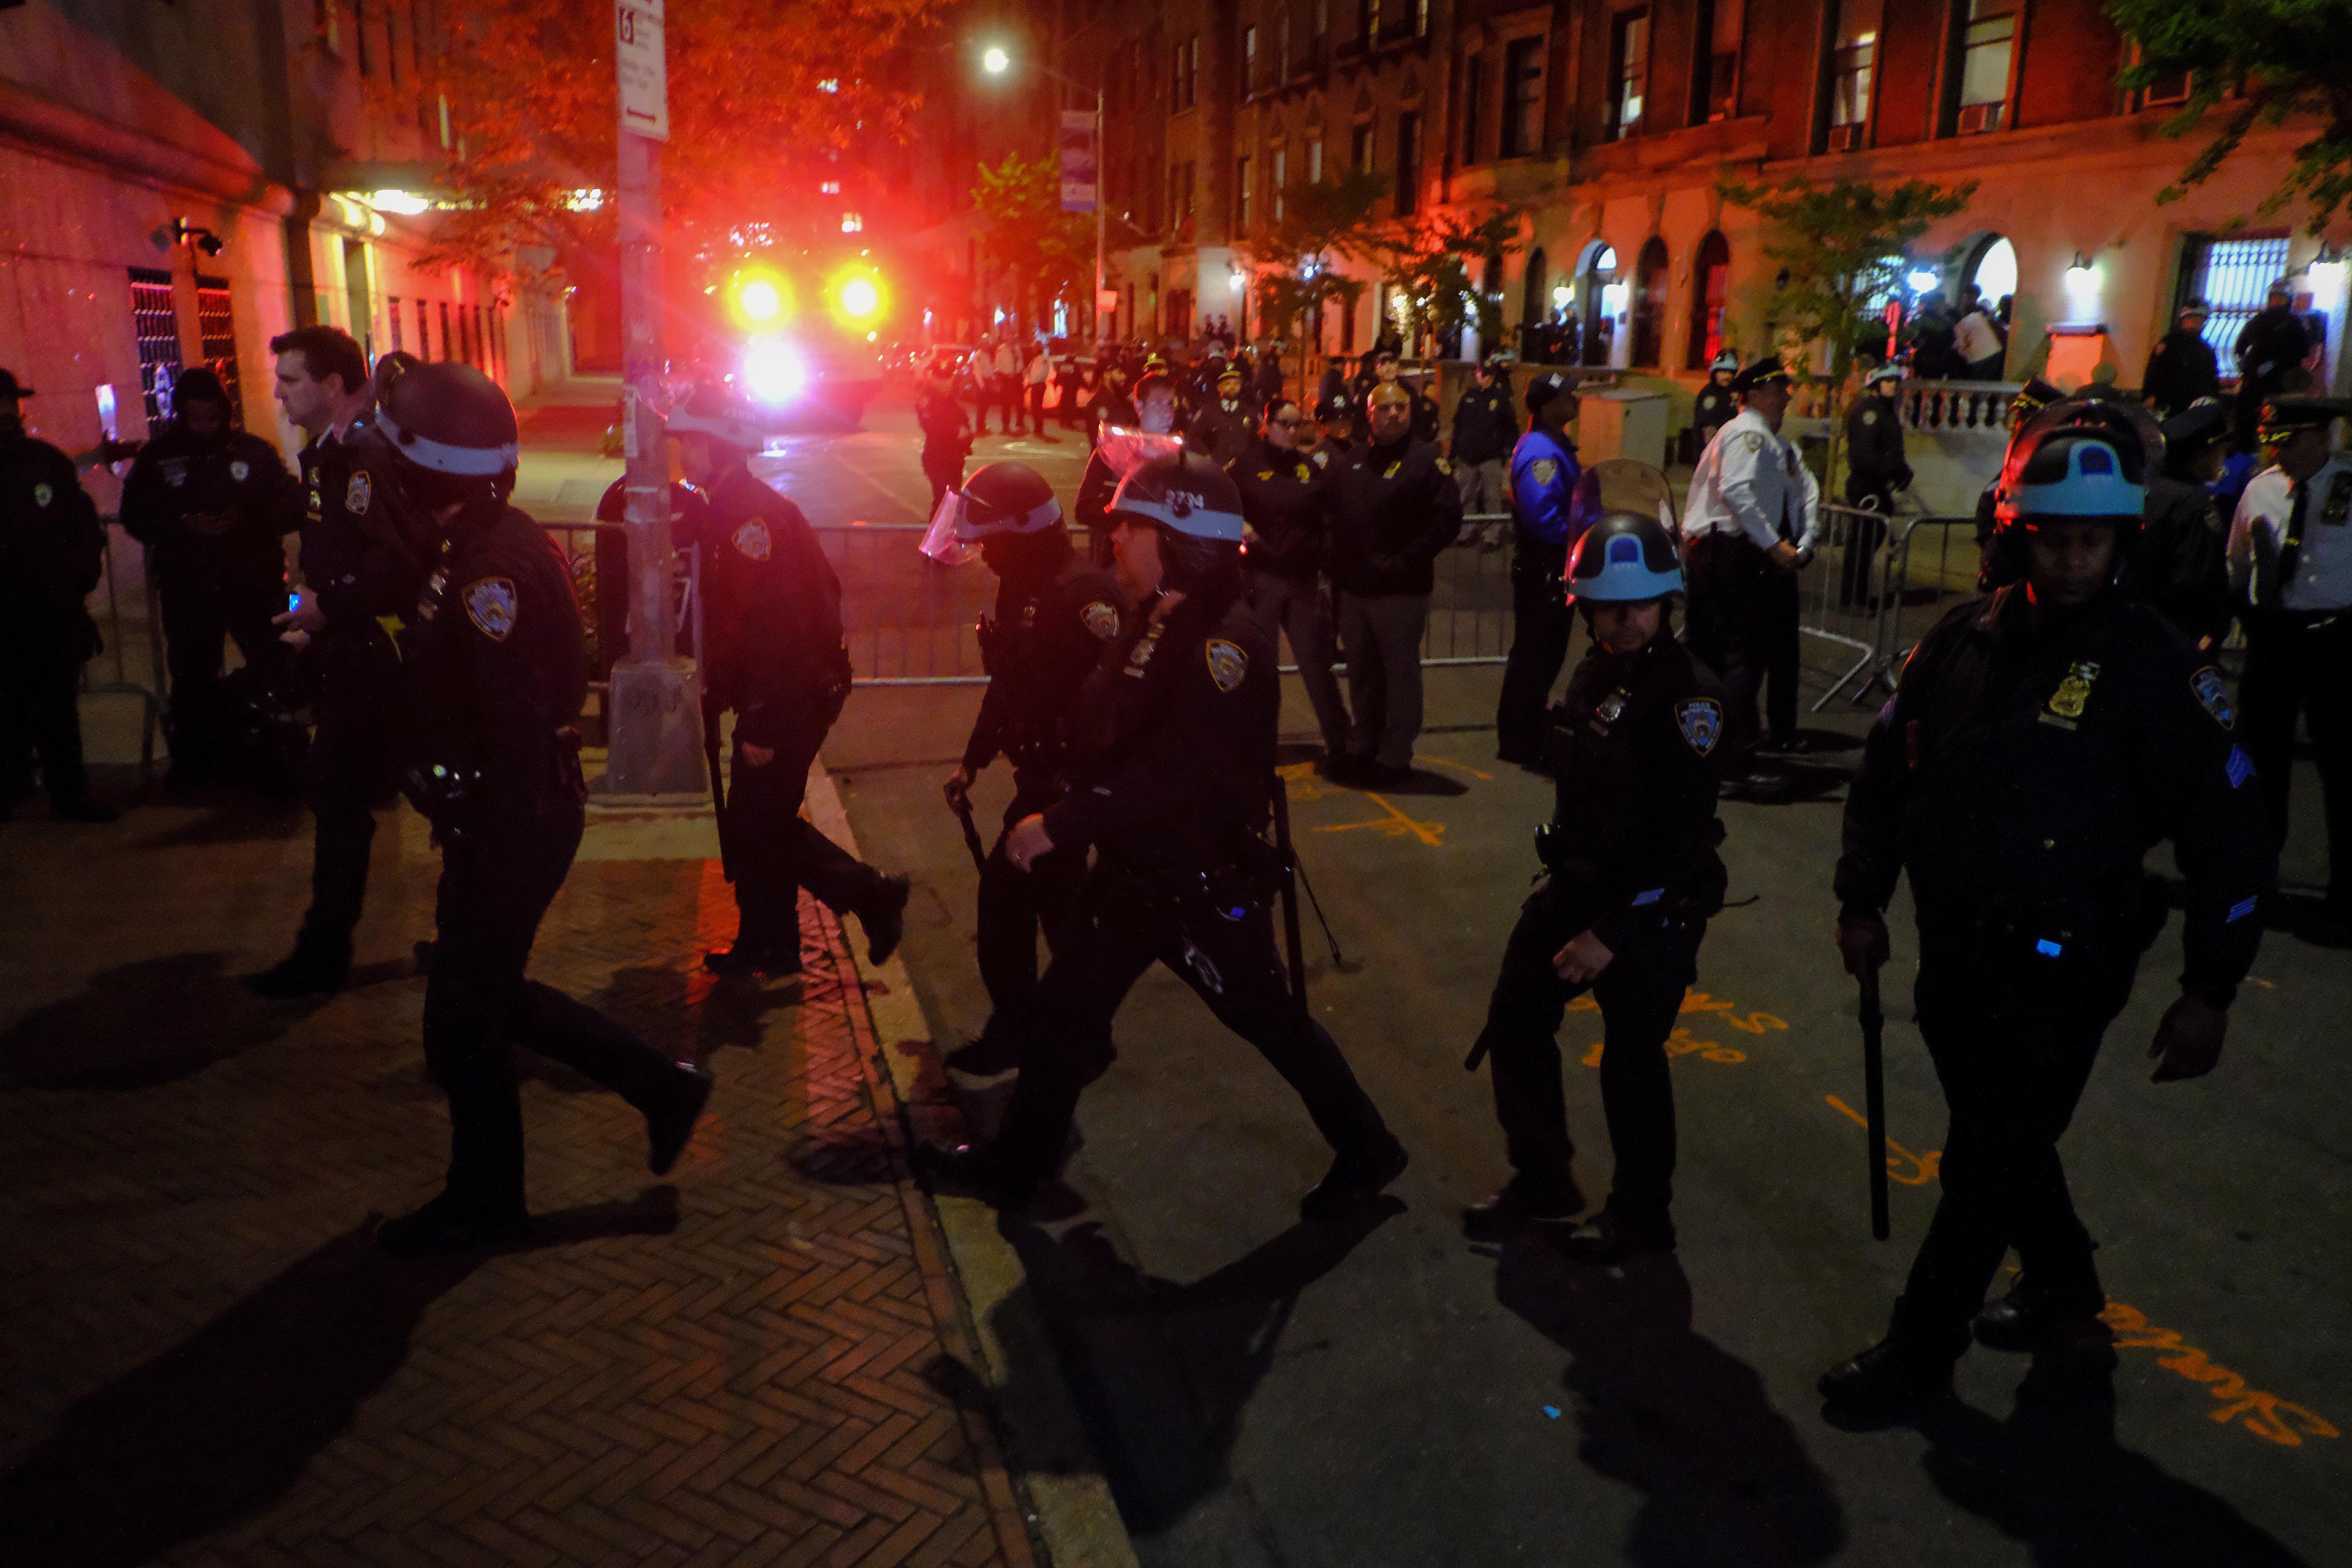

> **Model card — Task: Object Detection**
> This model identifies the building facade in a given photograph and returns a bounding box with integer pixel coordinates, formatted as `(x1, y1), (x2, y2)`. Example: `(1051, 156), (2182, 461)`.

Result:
(0, 0), (560, 505)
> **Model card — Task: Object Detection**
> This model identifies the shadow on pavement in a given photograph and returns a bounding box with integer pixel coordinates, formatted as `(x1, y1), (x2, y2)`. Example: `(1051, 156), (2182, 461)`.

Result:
(0, 1191), (679, 1567)
(997, 1202), (1404, 1536)
(0, 951), (326, 1091)
(1909, 1349), (2312, 1567)
(1495, 1238), (1846, 1566)
(133, 797), (309, 846)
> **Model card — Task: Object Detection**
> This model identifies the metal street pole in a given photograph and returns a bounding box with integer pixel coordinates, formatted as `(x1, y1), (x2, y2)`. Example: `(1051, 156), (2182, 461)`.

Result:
(1095, 86), (1107, 345)
(604, 0), (706, 796)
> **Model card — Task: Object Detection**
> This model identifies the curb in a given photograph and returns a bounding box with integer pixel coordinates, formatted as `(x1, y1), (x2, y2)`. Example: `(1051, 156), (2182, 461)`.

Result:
(805, 761), (1142, 1568)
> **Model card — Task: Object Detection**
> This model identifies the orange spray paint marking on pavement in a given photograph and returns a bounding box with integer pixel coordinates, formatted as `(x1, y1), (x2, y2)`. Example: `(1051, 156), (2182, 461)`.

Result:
(2098, 1300), (2340, 1447)
(1823, 1094), (1942, 1185)
(1572, 990), (1785, 1068)
(1315, 793), (1447, 847)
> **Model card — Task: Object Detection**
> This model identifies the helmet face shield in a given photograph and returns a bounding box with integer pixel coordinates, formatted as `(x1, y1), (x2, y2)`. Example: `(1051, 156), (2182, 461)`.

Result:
(919, 490), (984, 565)
(1095, 426), (1186, 480)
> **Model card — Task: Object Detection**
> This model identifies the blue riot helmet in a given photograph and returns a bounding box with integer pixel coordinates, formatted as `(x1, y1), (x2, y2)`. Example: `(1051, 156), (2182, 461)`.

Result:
(1564, 466), (1686, 606)
(1992, 398), (2160, 538)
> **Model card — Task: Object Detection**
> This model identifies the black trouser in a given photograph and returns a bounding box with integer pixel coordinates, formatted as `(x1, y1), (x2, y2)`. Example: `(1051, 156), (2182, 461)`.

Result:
(424, 794), (683, 1216)
(2239, 609), (2352, 903)
(990, 870), (1391, 1186)
(1495, 538), (1574, 760)
(725, 697), (879, 954)
(296, 633), (406, 959)
(976, 775), (1090, 1041)
(158, 564), (281, 775)
(1890, 939), (2137, 1360)
(1471, 879), (1702, 1234)
(0, 643), (90, 807)
(1684, 533), (1795, 771)
(923, 451), (965, 515)
(1839, 478), (1893, 609)
(1028, 385), (1049, 432)
(1760, 567), (1801, 745)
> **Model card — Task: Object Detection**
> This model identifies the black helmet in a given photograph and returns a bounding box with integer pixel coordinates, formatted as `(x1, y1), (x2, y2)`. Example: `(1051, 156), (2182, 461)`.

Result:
(921, 460), (1064, 565)
(1566, 512), (1685, 603)
(379, 361), (521, 478)
(372, 350), (422, 407)
(1110, 451), (1246, 595)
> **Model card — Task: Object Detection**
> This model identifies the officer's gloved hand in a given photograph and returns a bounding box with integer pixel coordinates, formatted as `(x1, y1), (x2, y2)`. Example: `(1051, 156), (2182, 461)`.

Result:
(944, 765), (974, 814)
(2149, 995), (2228, 1083)
(1836, 913), (1890, 979)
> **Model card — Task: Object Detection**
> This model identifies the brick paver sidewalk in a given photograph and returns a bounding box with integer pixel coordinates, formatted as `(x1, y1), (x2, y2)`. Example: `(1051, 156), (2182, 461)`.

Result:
(0, 793), (1036, 1568)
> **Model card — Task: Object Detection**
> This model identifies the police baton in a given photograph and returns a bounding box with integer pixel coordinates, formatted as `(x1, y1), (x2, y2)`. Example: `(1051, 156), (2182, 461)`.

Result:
(1271, 776), (1312, 1032)
(1860, 965), (1891, 1242)
(951, 796), (989, 875)
(703, 706), (734, 884)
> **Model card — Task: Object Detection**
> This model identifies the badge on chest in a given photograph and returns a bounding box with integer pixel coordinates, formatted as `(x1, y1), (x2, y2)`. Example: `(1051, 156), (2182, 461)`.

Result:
(2041, 660), (2100, 729)
(1588, 688), (1630, 734)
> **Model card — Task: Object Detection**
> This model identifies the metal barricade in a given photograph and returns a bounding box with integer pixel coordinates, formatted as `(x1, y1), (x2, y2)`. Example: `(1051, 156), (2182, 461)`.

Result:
(1804, 502), (1980, 710)
(81, 522), (167, 776)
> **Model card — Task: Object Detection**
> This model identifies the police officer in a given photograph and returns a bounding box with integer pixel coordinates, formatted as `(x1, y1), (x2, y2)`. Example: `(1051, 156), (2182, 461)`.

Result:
(1689, 350), (1739, 461)
(1495, 371), (1585, 767)
(374, 363), (714, 1257)
(119, 366), (302, 787)
(2141, 301), (2221, 420)
(1972, 377), (2065, 586)
(916, 358), (975, 513)
(667, 384), (910, 975)
(248, 329), (427, 996)
(2233, 283), (2310, 453)
(914, 452), (1408, 1216)
(1841, 364), (1912, 611)
(1449, 352), (1519, 548)
(2130, 398), (2233, 650)
(1230, 394), (1351, 771)
(1327, 382), (1464, 785)
(930, 462), (1126, 1074)
(0, 367), (113, 822)
(1308, 393), (1357, 470)
(1077, 371), (1180, 567)
(2228, 396), (2352, 937)
(1090, 356), (1138, 443)
(1680, 361), (1819, 796)
(1187, 364), (1255, 466)
(1464, 493), (1727, 1257)
(1822, 398), (2275, 1412)
(1054, 353), (1086, 431)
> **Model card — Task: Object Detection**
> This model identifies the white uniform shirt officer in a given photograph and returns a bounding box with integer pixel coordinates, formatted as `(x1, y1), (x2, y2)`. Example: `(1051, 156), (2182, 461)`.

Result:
(1683, 405), (1822, 554)
(2230, 454), (2352, 612)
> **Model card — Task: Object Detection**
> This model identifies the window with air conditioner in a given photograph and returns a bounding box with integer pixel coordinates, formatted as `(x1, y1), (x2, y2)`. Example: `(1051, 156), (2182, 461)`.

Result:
(1826, 0), (1879, 146)
(1956, 0), (2015, 134)
(1501, 36), (1544, 157)
(1608, 10), (1649, 141)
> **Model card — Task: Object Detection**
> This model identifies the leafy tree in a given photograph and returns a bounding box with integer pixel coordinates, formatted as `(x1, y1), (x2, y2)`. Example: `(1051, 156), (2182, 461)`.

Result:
(1717, 171), (1976, 473)
(969, 154), (1096, 336)
(2108, 0), (2352, 231)
(1238, 169), (1388, 387)
(1365, 205), (1525, 358)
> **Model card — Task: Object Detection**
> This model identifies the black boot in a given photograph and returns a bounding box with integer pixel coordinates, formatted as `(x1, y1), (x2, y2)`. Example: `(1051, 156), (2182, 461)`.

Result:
(861, 872), (912, 965)
(1972, 1278), (2108, 1352)
(1300, 1132), (1409, 1220)
(246, 936), (353, 998)
(376, 1194), (530, 1258)
(911, 1140), (1041, 1212)
(1559, 1205), (1675, 1264)
(646, 1063), (717, 1175)
(945, 1021), (1027, 1077)
(1819, 1335), (1956, 1414)
(1462, 1172), (1584, 1238)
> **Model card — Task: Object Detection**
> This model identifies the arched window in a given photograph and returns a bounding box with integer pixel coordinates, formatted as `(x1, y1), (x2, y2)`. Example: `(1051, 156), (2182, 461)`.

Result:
(1522, 246), (1549, 328)
(1579, 243), (1618, 366)
(1686, 230), (1730, 369)
(1629, 236), (1669, 366)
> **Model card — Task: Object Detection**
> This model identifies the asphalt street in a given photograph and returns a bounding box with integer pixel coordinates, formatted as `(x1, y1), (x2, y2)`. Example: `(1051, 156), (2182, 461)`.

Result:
(657, 394), (2348, 1565)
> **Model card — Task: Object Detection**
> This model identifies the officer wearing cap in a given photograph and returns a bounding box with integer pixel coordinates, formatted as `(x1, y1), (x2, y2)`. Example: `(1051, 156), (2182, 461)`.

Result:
(1230, 394), (1352, 773)
(1090, 357), (1138, 443)
(917, 358), (976, 513)
(1842, 364), (1912, 611)
(1188, 364), (1255, 467)
(373, 362), (715, 1257)
(1680, 359), (1819, 796)
(1689, 350), (1740, 461)
(0, 366), (113, 822)
(1972, 377), (2065, 587)
(1449, 352), (1520, 548)
(2228, 396), (2352, 936)
(2130, 398), (2234, 649)
(1328, 380), (1464, 784)
(2234, 283), (2311, 453)
(1309, 393), (1357, 469)
(1078, 371), (1182, 566)
(2143, 301), (2222, 420)
(930, 462), (1127, 1074)
(1464, 481), (1727, 1258)
(1496, 371), (1586, 767)
(916, 451), (1408, 1217)
(119, 365), (303, 789)
(1823, 398), (2275, 1413)
(247, 328), (429, 996)
(1054, 353), (1085, 431)
(669, 383), (911, 976)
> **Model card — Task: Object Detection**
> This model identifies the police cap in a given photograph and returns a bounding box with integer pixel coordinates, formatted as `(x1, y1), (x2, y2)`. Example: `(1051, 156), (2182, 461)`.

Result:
(2256, 396), (2352, 442)
(1863, 364), (1905, 389)
(1524, 369), (1577, 414)
(1316, 394), (1354, 423)
(2158, 398), (2231, 451)
(379, 361), (520, 475)
(1708, 350), (1740, 374)
(0, 368), (36, 399)
(1731, 360), (1793, 396)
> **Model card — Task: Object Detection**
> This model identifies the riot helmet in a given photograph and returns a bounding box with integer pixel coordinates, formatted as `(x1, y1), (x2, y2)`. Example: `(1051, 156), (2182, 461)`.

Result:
(921, 461), (1065, 566)
(1108, 450), (1246, 595)
(1992, 398), (2159, 537)
(378, 361), (521, 508)
(1564, 461), (1684, 603)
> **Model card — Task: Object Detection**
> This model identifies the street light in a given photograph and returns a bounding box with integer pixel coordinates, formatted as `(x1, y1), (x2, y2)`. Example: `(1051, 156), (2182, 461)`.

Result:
(982, 45), (1009, 74)
(979, 43), (1107, 346)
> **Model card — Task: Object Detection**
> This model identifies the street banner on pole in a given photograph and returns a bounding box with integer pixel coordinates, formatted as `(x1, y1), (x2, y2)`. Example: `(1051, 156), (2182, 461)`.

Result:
(1059, 110), (1096, 212)
(616, 0), (669, 142)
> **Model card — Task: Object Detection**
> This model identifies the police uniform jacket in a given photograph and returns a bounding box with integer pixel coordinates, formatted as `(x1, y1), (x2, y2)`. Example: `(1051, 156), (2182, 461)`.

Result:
(409, 499), (587, 831)
(2234, 307), (2310, 387)
(916, 386), (972, 460)
(1542, 633), (1729, 947)
(698, 466), (849, 745)
(2131, 475), (2231, 645)
(2142, 328), (2221, 417)
(1683, 408), (1821, 552)
(1507, 429), (1584, 555)
(119, 423), (300, 579)
(1326, 435), (1463, 597)
(297, 410), (425, 655)
(1844, 394), (1912, 489)
(1835, 585), (2274, 1008)
(963, 549), (1125, 780)
(1451, 381), (1518, 464)
(1186, 399), (1254, 467)
(2228, 456), (2352, 612)
(1308, 434), (1353, 473)
(1690, 381), (1736, 448)
(1227, 439), (1330, 580)
(1041, 585), (1276, 876)
(0, 431), (104, 654)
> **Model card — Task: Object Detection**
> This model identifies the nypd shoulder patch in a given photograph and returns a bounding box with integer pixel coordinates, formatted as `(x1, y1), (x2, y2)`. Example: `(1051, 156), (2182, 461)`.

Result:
(230, 459), (251, 482)
(732, 518), (772, 562)
(1531, 458), (1557, 486)
(1741, 431), (1764, 453)
(1676, 697), (1724, 757)
(346, 470), (371, 516)
(2191, 666), (2235, 730)
(1205, 638), (1249, 693)
(1861, 410), (1880, 426)
(32, 482), (53, 508)
(462, 576), (518, 641)
(1081, 600), (1121, 640)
